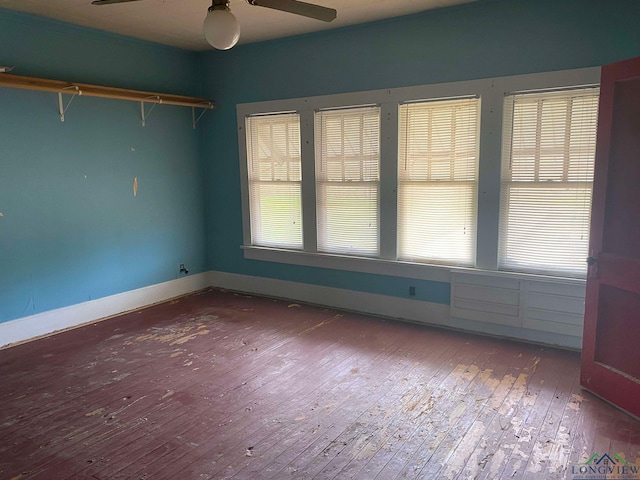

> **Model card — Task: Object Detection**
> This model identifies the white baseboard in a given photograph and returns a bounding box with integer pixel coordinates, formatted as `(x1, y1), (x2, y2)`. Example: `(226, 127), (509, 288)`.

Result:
(0, 273), (210, 348)
(0, 270), (582, 350)
(209, 271), (582, 350)
(208, 270), (450, 326)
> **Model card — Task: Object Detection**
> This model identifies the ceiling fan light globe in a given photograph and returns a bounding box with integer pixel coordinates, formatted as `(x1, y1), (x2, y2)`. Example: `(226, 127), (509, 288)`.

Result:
(203, 9), (240, 50)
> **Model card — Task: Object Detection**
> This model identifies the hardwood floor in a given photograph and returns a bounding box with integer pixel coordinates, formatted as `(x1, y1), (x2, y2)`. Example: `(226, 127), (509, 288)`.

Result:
(1, 288), (639, 480)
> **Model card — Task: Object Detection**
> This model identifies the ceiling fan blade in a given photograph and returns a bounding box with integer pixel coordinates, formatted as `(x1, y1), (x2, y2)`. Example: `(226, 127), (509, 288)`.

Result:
(91, 0), (143, 5)
(248, 0), (336, 22)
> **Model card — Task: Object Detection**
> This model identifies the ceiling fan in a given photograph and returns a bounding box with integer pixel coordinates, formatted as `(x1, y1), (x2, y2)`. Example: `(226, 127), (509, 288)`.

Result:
(91, 0), (338, 50)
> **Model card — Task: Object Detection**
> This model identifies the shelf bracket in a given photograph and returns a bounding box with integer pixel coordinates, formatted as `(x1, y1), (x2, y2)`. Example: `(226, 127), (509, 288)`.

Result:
(192, 106), (209, 129)
(140, 96), (161, 127)
(57, 86), (81, 122)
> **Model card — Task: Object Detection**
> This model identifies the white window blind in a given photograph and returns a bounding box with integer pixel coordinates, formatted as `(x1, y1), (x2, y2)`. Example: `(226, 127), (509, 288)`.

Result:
(499, 87), (599, 277)
(397, 97), (480, 266)
(315, 106), (380, 256)
(246, 113), (302, 249)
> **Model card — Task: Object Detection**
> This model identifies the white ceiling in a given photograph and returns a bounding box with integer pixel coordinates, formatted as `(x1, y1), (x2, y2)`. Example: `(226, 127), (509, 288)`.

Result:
(0, 0), (477, 51)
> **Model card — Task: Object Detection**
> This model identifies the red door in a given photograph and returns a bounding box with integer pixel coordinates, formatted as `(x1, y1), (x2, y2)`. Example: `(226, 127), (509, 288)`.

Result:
(581, 56), (640, 418)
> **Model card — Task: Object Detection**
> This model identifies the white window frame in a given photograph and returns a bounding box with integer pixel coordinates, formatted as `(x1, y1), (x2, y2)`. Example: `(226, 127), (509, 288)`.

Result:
(237, 67), (600, 284)
(498, 87), (600, 277)
(245, 112), (303, 250)
(397, 97), (481, 267)
(315, 105), (381, 257)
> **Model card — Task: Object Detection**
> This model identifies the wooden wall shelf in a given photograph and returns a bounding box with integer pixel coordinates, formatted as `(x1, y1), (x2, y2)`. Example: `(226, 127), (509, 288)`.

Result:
(0, 73), (214, 109)
(0, 72), (214, 126)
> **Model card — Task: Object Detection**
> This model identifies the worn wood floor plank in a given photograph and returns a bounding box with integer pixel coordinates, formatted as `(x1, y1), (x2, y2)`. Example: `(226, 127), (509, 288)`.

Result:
(123, 341), (369, 476)
(83, 308), (354, 479)
(377, 340), (502, 479)
(409, 345), (508, 480)
(327, 334), (476, 480)
(261, 328), (464, 480)
(305, 333), (476, 480)
(492, 350), (570, 478)
(226, 337), (428, 479)
(516, 354), (580, 479)
(160, 315), (422, 480)
(1, 288), (639, 480)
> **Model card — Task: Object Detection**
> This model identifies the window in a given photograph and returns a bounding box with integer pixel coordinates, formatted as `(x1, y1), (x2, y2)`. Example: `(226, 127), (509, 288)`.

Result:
(315, 106), (380, 256)
(398, 97), (480, 266)
(499, 87), (600, 276)
(246, 112), (302, 249)
(238, 68), (601, 283)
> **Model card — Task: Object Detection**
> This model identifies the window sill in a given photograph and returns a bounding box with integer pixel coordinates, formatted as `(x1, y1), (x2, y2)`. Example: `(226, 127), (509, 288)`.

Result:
(241, 245), (586, 286)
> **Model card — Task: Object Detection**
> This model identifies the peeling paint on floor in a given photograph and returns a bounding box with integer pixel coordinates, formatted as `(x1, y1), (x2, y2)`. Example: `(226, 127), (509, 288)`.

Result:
(85, 408), (106, 417)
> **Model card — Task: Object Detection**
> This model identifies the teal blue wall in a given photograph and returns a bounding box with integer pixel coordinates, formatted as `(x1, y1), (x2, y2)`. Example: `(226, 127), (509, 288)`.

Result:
(198, 0), (640, 304)
(2, 0), (640, 325)
(0, 10), (206, 324)
(0, 9), (199, 93)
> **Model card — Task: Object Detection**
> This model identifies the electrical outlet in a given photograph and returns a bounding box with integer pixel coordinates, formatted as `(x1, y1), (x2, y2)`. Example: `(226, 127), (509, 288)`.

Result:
(179, 264), (185, 271)
(179, 264), (189, 274)
(409, 286), (416, 296)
